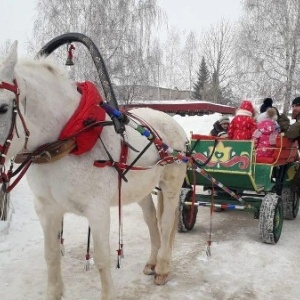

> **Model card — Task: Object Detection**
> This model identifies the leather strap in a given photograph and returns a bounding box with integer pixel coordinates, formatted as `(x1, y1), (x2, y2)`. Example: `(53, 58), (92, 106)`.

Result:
(14, 138), (76, 164)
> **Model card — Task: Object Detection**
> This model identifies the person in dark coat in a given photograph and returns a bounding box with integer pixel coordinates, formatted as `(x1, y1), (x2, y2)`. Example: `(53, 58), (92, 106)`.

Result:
(209, 116), (230, 137)
(284, 97), (300, 143)
(283, 97), (300, 189)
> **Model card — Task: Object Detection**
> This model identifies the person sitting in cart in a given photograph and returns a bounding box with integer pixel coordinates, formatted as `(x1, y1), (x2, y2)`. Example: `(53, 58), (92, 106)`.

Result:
(209, 116), (230, 138)
(252, 107), (279, 158)
(257, 97), (290, 132)
(282, 97), (300, 189)
(228, 100), (257, 140)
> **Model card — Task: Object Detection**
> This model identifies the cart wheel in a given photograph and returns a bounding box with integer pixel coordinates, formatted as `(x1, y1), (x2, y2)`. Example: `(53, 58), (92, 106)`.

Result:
(0, 183), (10, 221)
(178, 188), (198, 232)
(259, 193), (283, 244)
(281, 187), (299, 220)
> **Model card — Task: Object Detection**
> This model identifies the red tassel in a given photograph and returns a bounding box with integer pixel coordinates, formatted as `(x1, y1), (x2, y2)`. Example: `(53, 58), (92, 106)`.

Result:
(84, 253), (91, 271)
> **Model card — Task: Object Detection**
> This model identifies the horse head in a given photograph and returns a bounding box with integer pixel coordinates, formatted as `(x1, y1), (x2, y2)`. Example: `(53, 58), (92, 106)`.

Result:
(0, 41), (23, 163)
(0, 42), (81, 166)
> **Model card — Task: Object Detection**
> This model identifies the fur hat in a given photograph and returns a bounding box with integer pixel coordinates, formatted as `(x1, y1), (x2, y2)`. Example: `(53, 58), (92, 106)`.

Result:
(292, 97), (300, 106)
(219, 116), (230, 125)
(260, 98), (273, 113)
(240, 100), (255, 115)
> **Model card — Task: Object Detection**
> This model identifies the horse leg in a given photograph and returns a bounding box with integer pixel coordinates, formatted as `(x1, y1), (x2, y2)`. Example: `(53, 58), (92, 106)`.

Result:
(88, 209), (114, 300)
(154, 166), (186, 285)
(34, 198), (64, 300)
(138, 194), (161, 275)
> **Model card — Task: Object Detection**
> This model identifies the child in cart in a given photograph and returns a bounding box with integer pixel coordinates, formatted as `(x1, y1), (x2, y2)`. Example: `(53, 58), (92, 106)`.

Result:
(252, 107), (280, 158)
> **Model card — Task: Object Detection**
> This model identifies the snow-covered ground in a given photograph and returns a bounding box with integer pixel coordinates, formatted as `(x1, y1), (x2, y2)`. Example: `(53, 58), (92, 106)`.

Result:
(1, 113), (300, 300)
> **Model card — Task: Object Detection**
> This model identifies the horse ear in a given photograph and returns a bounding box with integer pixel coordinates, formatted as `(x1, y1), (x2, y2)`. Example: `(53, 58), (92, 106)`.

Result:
(0, 40), (18, 82)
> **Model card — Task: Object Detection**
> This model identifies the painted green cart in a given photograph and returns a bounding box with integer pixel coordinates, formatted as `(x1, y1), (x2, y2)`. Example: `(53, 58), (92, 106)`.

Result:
(178, 134), (300, 244)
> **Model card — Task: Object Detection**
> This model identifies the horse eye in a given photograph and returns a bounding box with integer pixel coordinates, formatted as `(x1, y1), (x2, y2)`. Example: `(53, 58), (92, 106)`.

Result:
(0, 104), (9, 114)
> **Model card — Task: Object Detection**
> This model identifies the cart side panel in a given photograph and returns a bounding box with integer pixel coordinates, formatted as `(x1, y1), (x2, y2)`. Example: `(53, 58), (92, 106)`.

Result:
(189, 137), (258, 190)
(253, 164), (274, 191)
(191, 138), (254, 173)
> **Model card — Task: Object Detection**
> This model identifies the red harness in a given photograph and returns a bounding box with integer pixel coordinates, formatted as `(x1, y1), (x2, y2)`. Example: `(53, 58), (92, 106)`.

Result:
(0, 79), (176, 195)
(59, 81), (106, 155)
(94, 111), (177, 173)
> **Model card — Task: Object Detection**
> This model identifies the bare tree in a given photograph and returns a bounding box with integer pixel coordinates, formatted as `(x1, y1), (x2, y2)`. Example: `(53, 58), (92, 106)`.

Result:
(181, 31), (199, 97)
(32, 0), (163, 99)
(201, 19), (236, 104)
(162, 27), (186, 91)
(238, 0), (300, 113)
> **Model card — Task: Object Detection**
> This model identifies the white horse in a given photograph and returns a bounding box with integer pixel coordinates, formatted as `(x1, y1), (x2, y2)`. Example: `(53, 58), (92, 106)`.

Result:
(0, 41), (188, 300)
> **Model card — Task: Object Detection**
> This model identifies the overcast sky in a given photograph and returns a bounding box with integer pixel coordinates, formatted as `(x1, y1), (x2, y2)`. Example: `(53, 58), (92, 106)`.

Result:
(0, 0), (242, 55)
(158, 0), (242, 32)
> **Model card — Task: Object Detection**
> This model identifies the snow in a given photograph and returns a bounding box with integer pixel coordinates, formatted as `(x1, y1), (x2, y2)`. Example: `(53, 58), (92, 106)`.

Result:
(1, 113), (300, 300)
(132, 100), (234, 108)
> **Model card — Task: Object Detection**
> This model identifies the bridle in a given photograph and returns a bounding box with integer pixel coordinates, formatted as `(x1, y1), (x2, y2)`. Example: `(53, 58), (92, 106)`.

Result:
(0, 80), (30, 185)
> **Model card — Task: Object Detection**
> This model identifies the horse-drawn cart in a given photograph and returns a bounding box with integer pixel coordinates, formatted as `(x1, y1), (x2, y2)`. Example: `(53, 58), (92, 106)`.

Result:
(178, 134), (300, 244)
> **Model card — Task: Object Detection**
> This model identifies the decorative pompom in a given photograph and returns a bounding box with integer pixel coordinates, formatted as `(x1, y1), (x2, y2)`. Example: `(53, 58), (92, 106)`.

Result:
(84, 254), (92, 271)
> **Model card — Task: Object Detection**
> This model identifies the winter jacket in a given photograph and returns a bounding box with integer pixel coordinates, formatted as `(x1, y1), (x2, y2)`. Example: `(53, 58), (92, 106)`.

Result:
(209, 121), (228, 137)
(277, 113), (290, 132)
(257, 109), (290, 133)
(284, 115), (300, 144)
(228, 110), (257, 140)
(257, 108), (280, 133)
(252, 119), (278, 158)
(228, 100), (257, 140)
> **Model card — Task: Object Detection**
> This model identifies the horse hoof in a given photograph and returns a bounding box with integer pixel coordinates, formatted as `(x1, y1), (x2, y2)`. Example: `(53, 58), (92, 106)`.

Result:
(154, 273), (169, 285)
(143, 264), (156, 275)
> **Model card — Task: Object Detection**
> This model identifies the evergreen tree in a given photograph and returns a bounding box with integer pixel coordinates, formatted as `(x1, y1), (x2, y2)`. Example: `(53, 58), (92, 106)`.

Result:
(193, 57), (209, 99)
(211, 70), (223, 103)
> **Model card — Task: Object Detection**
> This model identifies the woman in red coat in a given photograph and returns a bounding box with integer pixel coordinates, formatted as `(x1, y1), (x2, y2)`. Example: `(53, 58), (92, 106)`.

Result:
(228, 100), (257, 140)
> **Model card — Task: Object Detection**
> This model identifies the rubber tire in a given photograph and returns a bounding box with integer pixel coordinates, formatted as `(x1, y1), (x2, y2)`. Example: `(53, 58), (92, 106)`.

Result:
(178, 188), (198, 232)
(281, 187), (299, 220)
(259, 193), (283, 244)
